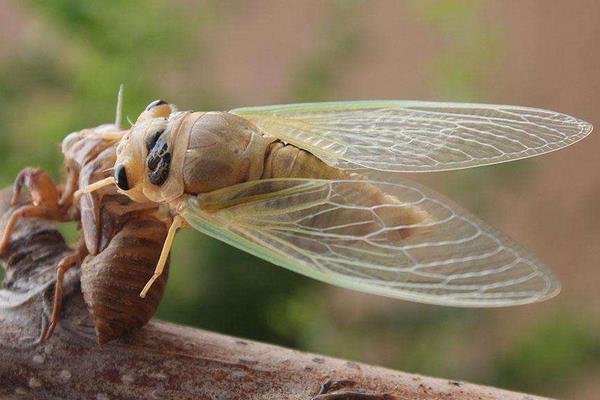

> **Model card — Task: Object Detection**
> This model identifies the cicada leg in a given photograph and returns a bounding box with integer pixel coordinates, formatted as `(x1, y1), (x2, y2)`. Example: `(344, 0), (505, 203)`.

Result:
(11, 167), (60, 207)
(43, 241), (87, 341)
(139, 214), (184, 298)
(58, 162), (78, 207)
(73, 176), (116, 201)
(0, 168), (69, 256)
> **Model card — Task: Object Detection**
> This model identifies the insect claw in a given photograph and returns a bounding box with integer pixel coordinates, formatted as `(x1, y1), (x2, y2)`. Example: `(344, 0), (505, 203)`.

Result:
(43, 321), (57, 342)
(140, 274), (160, 298)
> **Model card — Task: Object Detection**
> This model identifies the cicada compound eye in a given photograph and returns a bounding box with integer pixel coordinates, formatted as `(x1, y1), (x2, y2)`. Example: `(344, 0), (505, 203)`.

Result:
(138, 99), (174, 121)
(114, 164), (130, 191)
(145, 99), (168, 111)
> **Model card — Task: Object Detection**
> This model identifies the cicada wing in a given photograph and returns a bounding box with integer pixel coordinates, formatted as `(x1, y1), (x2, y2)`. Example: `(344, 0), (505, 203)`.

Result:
(231, 101), (592, 173)
(180, 177), (560, 307)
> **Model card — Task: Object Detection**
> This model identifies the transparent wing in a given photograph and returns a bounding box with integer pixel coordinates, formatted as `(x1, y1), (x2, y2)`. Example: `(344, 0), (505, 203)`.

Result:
(180, 177), (560, 307)
(231, 101), (592, 172)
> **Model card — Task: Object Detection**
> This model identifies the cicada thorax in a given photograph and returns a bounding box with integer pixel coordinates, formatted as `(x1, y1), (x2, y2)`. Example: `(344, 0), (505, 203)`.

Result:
(119, 110), (277, 203)
(180, 112), (277, 193)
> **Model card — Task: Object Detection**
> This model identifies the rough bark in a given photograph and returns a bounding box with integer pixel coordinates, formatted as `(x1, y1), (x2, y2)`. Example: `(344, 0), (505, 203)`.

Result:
(0, 187), (551, 400)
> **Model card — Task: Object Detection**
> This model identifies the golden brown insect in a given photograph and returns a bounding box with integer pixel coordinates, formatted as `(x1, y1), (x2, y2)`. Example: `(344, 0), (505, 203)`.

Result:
(80, 97), (592, 307)
(0, 89), (171, 343)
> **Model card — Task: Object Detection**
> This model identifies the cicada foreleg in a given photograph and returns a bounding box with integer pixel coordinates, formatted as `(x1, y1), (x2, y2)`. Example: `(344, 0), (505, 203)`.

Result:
(73, 176), (116, 201)
(0, 168), (72, 256)
(139, 214), (185, 298)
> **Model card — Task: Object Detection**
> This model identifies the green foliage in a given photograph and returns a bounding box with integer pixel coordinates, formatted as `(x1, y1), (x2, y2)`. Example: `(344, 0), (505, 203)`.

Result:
(289, 1), (362, 102)
(0, 1), (198, 183)
(156, 231), (313, 345)
(28, 0), (187, 56)
(492, 313), (600, 394)
(411, 0), (501, 101)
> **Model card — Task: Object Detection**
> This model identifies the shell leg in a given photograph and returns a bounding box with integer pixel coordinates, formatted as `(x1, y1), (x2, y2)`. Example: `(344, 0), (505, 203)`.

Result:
(43, 242), (87, 341)
(0, 205), (66, 256)
(1, 168), (69, 256)
(58, 162), (79, 206)
(11, 167), (61, 208)
(139, 214), (184, 298)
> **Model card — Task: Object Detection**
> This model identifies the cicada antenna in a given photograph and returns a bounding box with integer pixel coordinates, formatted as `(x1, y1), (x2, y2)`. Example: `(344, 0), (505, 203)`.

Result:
(126, 116), (134, 128)
(115, 84), (124, 129)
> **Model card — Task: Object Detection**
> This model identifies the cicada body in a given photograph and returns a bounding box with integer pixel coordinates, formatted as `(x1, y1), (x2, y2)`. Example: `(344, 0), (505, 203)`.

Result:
(116, 108), (432, 243)
(77, 99), (594, 307)
(0, 85), (173, 343)
(63, 128), (171, 344)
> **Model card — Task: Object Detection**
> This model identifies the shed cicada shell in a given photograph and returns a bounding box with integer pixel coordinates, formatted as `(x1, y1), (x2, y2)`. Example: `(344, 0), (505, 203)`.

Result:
(0, 88), (171, 343)
(56, 98), (598, 306)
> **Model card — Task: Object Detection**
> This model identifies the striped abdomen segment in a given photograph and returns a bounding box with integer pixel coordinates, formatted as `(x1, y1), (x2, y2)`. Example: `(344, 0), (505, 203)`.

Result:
(80, 217), (169, 345)
(261, 141), (432, 239)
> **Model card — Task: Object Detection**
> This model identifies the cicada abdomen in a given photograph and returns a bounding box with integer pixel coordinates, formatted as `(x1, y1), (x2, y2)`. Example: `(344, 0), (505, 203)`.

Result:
(259, 141), (433, 240)
(80, 215), (169, 345)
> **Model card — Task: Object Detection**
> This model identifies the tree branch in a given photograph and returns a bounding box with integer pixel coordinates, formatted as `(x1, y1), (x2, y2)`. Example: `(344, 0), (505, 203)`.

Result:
(0, 188), (551, 400)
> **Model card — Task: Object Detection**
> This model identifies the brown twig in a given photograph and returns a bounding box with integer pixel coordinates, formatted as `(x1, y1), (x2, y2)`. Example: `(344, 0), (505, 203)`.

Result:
(0, 188), (552, 400)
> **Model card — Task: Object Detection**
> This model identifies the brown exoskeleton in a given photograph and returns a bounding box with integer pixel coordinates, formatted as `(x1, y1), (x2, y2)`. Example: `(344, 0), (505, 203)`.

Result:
(79, 97), (592, 307)
(76, 141), (171, 344)
(0, 88), (171, 343)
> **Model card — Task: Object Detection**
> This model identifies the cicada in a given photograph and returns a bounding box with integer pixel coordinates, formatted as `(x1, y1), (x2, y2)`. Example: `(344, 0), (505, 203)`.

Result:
(0, 88), (171, 343)
(75, 98), (592, 306)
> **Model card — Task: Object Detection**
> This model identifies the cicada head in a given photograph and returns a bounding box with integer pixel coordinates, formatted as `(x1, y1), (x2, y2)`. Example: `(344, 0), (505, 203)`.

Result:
(113, 100), (177, 203)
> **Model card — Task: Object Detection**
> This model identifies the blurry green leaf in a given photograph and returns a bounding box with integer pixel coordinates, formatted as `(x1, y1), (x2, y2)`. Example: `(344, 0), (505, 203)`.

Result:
(492, 313), (600, 394)
(290, 1), (362, 101)
(56, 221), (80, 246)
(156, 230), (314, 346)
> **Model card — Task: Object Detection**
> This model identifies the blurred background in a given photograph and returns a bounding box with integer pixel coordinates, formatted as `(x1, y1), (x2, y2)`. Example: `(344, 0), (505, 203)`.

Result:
(0, 0), (599, 398)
